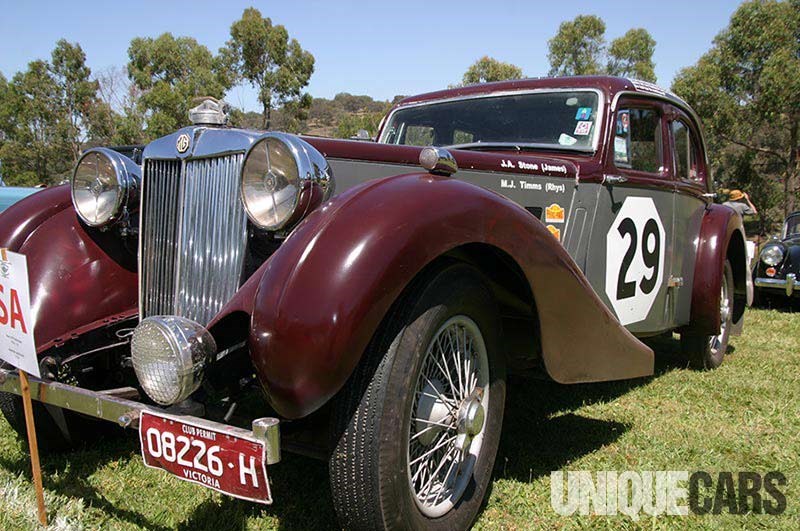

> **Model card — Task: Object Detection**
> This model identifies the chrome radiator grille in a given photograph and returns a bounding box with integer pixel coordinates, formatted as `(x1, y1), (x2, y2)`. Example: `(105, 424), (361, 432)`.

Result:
(140, 155), (247, 325)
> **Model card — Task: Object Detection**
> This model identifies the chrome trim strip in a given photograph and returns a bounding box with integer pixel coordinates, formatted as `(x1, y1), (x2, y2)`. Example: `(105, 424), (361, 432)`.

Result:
(0, 368), (281, 464)
(378, 88), (606, 153)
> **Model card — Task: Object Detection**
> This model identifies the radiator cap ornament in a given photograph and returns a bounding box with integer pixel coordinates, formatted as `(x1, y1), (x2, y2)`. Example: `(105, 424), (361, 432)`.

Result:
(189, 97), (230, 126)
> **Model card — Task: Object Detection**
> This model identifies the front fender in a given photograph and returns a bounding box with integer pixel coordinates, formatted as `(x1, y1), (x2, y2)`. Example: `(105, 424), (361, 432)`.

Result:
(247, 173), (653, 419)
(688, 204), (747, 336)
(0, 185), (72, 252)
(0, 190), (138, 352)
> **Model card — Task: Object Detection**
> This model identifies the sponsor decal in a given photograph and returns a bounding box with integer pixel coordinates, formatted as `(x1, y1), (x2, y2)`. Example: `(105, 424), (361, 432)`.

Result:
(551, 470), (786, 519)
(176, 133), (191, 154)
(575, 107), (592, 120)
(546, 224), (561, 240)
(545, 203), (565, 224)
(574, 121), (593, 136)
(558, 133), (578, 146)
(614, 136), (628, 163)
(617, 110), (630, 134)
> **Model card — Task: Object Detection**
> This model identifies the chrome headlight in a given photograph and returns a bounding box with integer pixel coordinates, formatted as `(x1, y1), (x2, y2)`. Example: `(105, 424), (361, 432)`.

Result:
(71, 148), (139, 227)
(241, 133), (334, 231)
(760, 245), (785, 267)
(131, 316), (217, 406)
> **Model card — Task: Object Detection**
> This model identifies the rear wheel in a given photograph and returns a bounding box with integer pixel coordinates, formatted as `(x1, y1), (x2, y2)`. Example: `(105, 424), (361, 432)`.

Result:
(329, 264), (505, 530)
(681, 260), (734, 369)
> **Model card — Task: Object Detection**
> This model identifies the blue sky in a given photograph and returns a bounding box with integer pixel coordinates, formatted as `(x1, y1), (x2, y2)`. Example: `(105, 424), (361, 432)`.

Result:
(1, 0), (742, 110)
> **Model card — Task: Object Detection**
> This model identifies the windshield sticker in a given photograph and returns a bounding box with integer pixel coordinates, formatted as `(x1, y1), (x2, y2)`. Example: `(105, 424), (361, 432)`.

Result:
(574, 121), (593, 136)
(575, 107), (592, 120)
(545, 204), (565, 224)
(614, 136), (628, 162)
(617, 110), (630, 134)
(558, 133), (577, 146)
(546, 224), (561, 240)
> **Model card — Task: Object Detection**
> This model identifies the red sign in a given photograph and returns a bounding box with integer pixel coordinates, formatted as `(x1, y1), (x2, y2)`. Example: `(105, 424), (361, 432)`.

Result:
(139, 411), (272, 504)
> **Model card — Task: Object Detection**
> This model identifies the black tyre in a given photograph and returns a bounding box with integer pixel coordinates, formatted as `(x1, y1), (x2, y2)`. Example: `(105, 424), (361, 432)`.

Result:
(329, 263), (505, 531)
(681, 260), (734, 370)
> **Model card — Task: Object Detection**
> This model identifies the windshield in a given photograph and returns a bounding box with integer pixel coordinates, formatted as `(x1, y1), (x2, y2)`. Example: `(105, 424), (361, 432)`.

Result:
(379, 91), (601, 151)
(785, 215), (800, 238)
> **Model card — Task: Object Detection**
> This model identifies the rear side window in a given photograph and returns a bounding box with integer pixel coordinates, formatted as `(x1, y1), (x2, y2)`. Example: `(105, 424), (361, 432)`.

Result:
(672, 120), (702, 185)
(614, 108), (663, 174)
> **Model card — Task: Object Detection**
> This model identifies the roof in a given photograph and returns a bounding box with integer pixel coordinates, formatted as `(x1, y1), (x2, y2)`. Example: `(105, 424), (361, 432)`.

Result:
(394, 75), (688, 109)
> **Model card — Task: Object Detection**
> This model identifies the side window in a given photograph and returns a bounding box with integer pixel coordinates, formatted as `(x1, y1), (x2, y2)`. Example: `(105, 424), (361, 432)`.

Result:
(613, 108), (663, 174)
(403, 125), (434, 146)
(453, 129), (474, 145)
(671, 120), (702, 185)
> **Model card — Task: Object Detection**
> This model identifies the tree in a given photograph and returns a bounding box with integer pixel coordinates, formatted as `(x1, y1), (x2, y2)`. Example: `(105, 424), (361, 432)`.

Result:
(50, 39), (100, 164)
(548, 15), (606, 76)
(462, 56), (523, 84)
(607, 29), (656, 82)
(223, 7), (314, 130)
(672, 0), (800, 222)
(127, 33), (232, 139)
(0, 60), (64, 185)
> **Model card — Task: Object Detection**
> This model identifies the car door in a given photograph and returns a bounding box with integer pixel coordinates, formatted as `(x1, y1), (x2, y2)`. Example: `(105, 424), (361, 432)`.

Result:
(583, 97), (676, 335)
(668, 107), (710, 327)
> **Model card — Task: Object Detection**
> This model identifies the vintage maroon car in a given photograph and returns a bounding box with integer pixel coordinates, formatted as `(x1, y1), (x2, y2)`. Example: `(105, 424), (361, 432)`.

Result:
(0, 77), (747, 529)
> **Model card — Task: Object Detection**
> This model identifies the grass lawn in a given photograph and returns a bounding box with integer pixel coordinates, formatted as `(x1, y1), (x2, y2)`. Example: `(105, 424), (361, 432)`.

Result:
(0, 305), (798, 530)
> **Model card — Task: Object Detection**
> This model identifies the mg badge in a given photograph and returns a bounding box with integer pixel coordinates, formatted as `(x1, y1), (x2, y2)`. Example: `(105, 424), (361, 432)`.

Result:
(176, 134), (191, 153)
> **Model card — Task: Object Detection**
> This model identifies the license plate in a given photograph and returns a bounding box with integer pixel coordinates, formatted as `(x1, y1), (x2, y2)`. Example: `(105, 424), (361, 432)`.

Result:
(139, 410), (272, 504)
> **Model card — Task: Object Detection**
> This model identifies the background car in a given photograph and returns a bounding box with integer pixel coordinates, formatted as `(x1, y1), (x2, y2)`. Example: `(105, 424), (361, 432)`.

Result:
(753, 211), (800, 301)
(0, 185), (41, 212)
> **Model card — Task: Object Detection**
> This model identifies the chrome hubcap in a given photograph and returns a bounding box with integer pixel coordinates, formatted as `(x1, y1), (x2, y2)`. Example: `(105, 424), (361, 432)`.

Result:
(710, 276), (731, 354)
(407, 316), (489, 518)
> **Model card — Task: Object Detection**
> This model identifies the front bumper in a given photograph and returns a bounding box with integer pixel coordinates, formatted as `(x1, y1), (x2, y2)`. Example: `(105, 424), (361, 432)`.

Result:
(754, 273), (798, 297)
(0, 368), (281, 465)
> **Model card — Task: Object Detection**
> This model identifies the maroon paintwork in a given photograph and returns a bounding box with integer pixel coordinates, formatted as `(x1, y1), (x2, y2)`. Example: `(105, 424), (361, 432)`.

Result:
(0, 185), (72, 251)
(209, 172), (652, 419)
(0, 185), (138, 352)
(687, 204), (746, 335)
(0, 76), (747, 421)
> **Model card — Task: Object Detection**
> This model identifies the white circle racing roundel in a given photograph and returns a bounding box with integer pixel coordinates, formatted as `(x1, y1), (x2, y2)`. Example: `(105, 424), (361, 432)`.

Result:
(605, 197), (666, 326)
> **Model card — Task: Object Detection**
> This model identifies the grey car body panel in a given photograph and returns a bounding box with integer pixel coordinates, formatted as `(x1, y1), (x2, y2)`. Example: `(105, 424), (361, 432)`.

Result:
(329, 157), (698, 337)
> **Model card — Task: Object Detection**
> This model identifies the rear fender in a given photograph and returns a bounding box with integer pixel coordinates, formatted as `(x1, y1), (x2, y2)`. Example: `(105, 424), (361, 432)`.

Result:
(688, 204), (747, 336)
(242, 173), (653, 419)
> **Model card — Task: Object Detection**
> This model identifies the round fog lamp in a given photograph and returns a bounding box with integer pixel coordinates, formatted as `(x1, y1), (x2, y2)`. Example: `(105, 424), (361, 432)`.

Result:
(131, 316), (217, 406)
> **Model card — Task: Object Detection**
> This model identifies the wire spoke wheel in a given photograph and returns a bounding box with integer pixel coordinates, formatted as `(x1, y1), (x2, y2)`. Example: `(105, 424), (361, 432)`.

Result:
(407, 315), (490, 517)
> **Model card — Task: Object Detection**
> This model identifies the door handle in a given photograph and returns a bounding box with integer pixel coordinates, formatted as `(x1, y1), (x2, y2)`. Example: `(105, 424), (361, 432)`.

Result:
(603, 174), (628, 186)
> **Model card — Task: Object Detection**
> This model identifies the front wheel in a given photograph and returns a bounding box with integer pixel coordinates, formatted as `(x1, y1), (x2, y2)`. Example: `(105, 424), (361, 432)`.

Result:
(681, 259), (734, 369)
(329, 264), (505, 530)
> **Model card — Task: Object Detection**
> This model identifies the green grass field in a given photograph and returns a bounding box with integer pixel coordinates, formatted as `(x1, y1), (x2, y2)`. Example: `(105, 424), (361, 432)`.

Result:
(0, 305), (798, 530)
